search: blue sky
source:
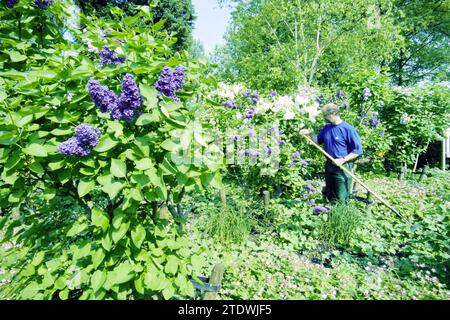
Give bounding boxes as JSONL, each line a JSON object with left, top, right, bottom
{"left": 192, "top": 0, "right": 233, "bottom": 56}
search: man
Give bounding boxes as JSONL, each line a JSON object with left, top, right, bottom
{"left": 300, "top": 103, "right": 363, "bottom": 204}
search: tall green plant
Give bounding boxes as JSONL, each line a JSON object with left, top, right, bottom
{"left": 0, "top": 2, "right": 222, "bottom": 299}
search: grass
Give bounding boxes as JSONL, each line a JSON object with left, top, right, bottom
{"left": 200, "top": 203, "right": 255, "bottom": 245}
{"left": 318, "top": 202, "right": 364, "bottom": 248}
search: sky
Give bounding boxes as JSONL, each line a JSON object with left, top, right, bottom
{"left": 191, "top": 0, "right": 233, "bottom": 56}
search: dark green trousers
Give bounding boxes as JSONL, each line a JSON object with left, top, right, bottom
{"left": 324, "top": 161, "right": 353, "bottom": 204}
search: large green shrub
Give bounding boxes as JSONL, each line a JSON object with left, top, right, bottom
{"left": 0, "top": 1, "right": 222, "bottom": 299}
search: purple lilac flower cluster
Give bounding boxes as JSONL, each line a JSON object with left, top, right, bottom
{"left": 370, "top": 112, "right": 379, "bottom": 127}
{"left": 362, "top": 88, "right": 372, "bottom": 101}
{"left": 223, "top": 99, "right": 237, "bottom": 110}
{"left": 251, "top": 91, "right": 260, "bottom": 104}
{"left": 291, "top": 151, "right": 301, "bottom": 162}
{"left": 238, "top": 149, "right": 259, "bottom": 157}
{"left": 6, "top": 0, "right": 17, "bottom": 8}
{"left": 304, "top": 185, "right": 316, "bottom": 193}
{"left": 154, "top": 65, "right": 185, "bottom": 102}
{"left": 269, "top": 89, "right": 277, "bottom": 97}
{"left": 313, "top": 206, "right": 330, "bottom": 214}
{"left": 58, "top": 124, "right": 101, "bottom": 157}
{"left": 336, "top": 90, "right": 345, "bottom": 99}
{"left": 248, "top": 128, "right": 255, "bottom": 137}
{"left": 33, "top": 0, "right": 53, "bottom": 9}
{"left": 115, "top": 74, "right": 143, "bottom": 122}
{"left": 99, "top": 46, "right": 124, "bottom": 66}
{"left": 268, "top": 127, "right": 283, "bottom": 135}
{"left": 88, "top": 74, "right": 142, "bottom": 122}
{"left": 88, "top": 78, "right": 118, "bottom": 113}
{"left": 246, "top": 107, "right": 255, "bottom": 119}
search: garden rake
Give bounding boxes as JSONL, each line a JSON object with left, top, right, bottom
{"left": 300, "top": 132, "right": 419, "bottom": 232}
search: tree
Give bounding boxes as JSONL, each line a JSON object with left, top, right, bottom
{"left": 188, "top": 38, "right": 206, "bottom": 60}
{"left": 389, "top": 0, "right": 450, "bottom": 85}
{"left": 213, "top": 0, "right": 403, "bottom": 93}
{"left": 74, "top": 0, "right": 196, "bottom": 52}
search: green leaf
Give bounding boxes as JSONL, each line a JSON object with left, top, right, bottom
{"left": 67, "top": 220, "right": 88, "bottom": 237}
{"left": 160, "top": 139, "right": 179, "bottom": 152}
{"left": 101, "top": 181, "right": 124, "bottom": 199}
{"left": 31, "top": 251, "right": 45, "bottom": 266}
{"left": 28, "top": 162, "right": 44, "bottom": 175}
{"left": 91, "top": 208, "right": 110, "bottom": 232}
{"left": 21, "top": 282, "right": 40, "bottom": 299}
{"left": 110, "top": 261, "right": 135, "bottom": 285}
{"left": 51, "top": 127, "right": 73, "bottom": 136}
{"left": 162, "top": 284, "right": 175, "bottom": 300}
{"left": 129, "top": 188, "right": 144, "bottom": 202}
{"left": 144, "top": 268, "right": 167, "bottom": 291}
{"left": 16, "top": 114, "right": 33, "bottom": 128}
{"left": 131, "top": 225, "right": 146, "bottom": 249}
{"left": 101, "top": 232, "right": 113, "bottom": 251}
{"left": 91, "top": 270, "right": 107, "bottom": 292}
{"left": 92, "top": 249, "right": 106, "bottom": 269}
{"left": 5, "top": 153, "right": 21, "bottom": 171}
{"left": 58, "top": 288, "right": 69, "bottom": 300}
{"left": 23, "top": 143, "right": 48, "bottom": 157}
{"left": 0, "top": 131, "right": 17, "bottom": 145}
{"left": 164, "top": 256, "right": 179, "bottom": 275}
{"left": 78, "top": 179, "right": 95, "bottom": 197}
{"left": 131, "top": 174, "right": 150, "bottom": 187}
{"left": 134, "top": 276, "right": 145, "bottom": 295}
{"left": 136, "top": 113, "right": 155, "bottom": 126}
{"left": 111, "top": 159, "right": 127, "bottom": 178}
{"left": 9, "top": 51, "right": 27, "bottom": 62}
{"left": 48, "top": 160, "right": 65, "bottom": 171}
{"left": 95, "top": 135, "right": 118, "bottom": 153}
{"left": 134, "top": 158, "right": 153, "bottom": 170}
{"left": 112, "top": 221, "right": 130, "bottom": 243}
{"left": 160, "top": 158, "right": 177, "bottom": 175}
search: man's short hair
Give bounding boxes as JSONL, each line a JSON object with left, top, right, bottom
{"left": 322, "top": 103, "right": 340, "bottom": 116}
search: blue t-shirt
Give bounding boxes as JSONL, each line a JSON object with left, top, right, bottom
{"left": 317, "top": 121, "right": 363, "bottom": 159}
